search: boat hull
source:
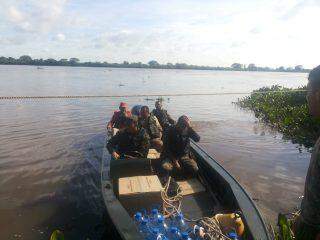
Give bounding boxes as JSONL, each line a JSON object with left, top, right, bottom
{"left": 101, "top": 136, "right": 271, "bottom": 239}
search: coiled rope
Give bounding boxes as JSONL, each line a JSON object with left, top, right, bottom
{"left": 200, "top": 217, "right": 232, "bottom": 240}
{"left": 161, "top": 176, "right": 183, "bottom": 218}
{"left": 160, "top": 177, "right": 232, "bottom": 240}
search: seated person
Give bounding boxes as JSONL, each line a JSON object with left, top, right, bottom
{"left": 139, "top": 106, "right": 163, "bottom": 152}
{"left": 107, "top": 102, "right": 131, "bottom": 131}
{"left": 161, "top": 115, "right": 200, "bottom": 177}
{"left": 131, "top": 105, "right": 143, "bottom": 117}
{"left": 107, "top": 117, "right": 150, "bottom": 159}
{"left": 152, "top": 100, "right": 175, "bottom": 129}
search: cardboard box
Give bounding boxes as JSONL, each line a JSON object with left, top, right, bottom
{"left": 119, "top": 175, "right": 163, "bottom": 214}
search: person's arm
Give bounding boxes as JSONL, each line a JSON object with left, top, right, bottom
{"left": 154, "top": 116, "right": 163, "bottom": 132}
{"left": 161, "top": 127, "right": 171, "bottom": 158}
{"left": 188, "top": 127, "right": 200, "bottom": 142}
{"left": 107, "top": 120, "right": 113, "bottom": 129}
{"left": 166, "top": 111, "right": 176, "bottom": 125}
{"left": 106, "top": 133, "right": 121, "bottom": 159}
{"left": 107, "top": 112, "right": 116, "bottom": 129}
{"left": 149, "top": 117, "right": 161, "bottom": 138}
{"left": 138, "top": 131, "right": 150, "bottom": 158}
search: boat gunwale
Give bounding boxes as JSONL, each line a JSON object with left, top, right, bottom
{"left": 191, "top": 140, "right": 271, "bottom": 239}
{"left": 101, "top": 132, "right": 143, "bottom": 240}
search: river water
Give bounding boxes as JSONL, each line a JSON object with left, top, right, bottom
{"left": 0, "top": 65, "right": 310, "bottom": 239}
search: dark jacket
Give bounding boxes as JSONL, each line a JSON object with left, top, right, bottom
{"left": 301, "top": 136, "right": 320, "bottom": 225}
{"left": 152, "top": 108, "right": 175, "bottom": 128}
{"left": 139, "top": 115, "right": 161, "bottom": 139}
{"left": 109, "top": 110, "right": 131, "bottom": 129}
{"left": 162, "top": 125, "right": 200, "bottom": 159}
{"left": 107, "top": 128, "right": 150, "bottom": 158}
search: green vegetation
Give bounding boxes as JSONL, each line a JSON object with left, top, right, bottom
{"left": 275, "top": 213, "right": 295, "bottom": 240}
{"left": 0, "top": 55, "right": 310, "bottom": 73}
{"left": 50, "top": 230, "right": 64, "bottom": 240}
{"left": 237, "top": 85, "right": 320, "bottom": 148}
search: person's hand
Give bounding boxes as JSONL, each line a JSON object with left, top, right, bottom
{"left": 124, "top": 154, "right": 137, "bottom": 159}
{"left": 112, "top": 152, "right": 120, "bottom": 159}
{"left": 185, "top": 119, "right": 191, "bottom": 129}
{"left": 173, "top": 159, "right": 181, "bottom": 170}
{"left": 107, "top": 124, "right": 112, "bottom": 131}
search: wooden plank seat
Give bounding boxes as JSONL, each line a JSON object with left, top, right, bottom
{"left": 177, "top": 178, "right": 214, "bottom": 219}
{"left": 177, "top": 178, "right": 206, "bottom": 196}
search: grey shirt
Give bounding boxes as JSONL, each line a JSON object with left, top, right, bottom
{"left": 301, "top": 136, "right": 320, "bottom": 226}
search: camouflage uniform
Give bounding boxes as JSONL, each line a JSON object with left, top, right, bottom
{"left": 295, "top": 136, "right": 320, "bottom": 239}
{"left": 161, "top": 125, "right": 200, "bottom": 177}
{"left": 152, "top": 108, "right": 175, "bottom": 129}
{"left": 139, "top": 115, "right": 162, "bottom": 139}
{"left": 106, "top": 128, "right": 150, "bottom": 158}
{"left": 139, "top": 115, "right": 163, "bottom": 151}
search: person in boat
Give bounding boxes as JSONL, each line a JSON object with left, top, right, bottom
{"left": 139, "top": 106, "right": 163, "bottom": 152}
{"left": 131, "top": 104, "right": 143, "bottom": 117}
{"left": 152, "top": 100, "right": 175, "bottom": 129}
{"left": 161, "top": 115, "right": 200, "bottom": 177}
{"left": 107, "top": 102, "right": 131, "bottom": 131}
{"left": 293, "top": 65, "right": 320, "bottom": 240}
{"left": 106, "top": 116, "right": 150, "bottom": 159}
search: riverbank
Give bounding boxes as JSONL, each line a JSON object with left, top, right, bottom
{"left": 0, "top": 56, "right": 310, "bottom": 73}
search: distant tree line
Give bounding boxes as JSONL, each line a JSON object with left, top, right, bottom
{"left": 0, "top": 55, "right": 310, "bottom": 73}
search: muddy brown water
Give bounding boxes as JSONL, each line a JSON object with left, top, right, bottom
{"left": 0, "top": 65, "right": 310, "bottom": 239}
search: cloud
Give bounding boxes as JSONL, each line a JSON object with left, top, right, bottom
{"left": 231, "top": 41, "right": 246, "bottom": 48}
{"left": 0, "top": 0, "right": 319, "bottom": 68}
{"left": 2, "top": 0, "right": 67, "bottom": 33}
{"left": 8, "top": 6, "right": 24, "bottom": 23}
{"left": 280, "top": 0, "right": 308, "bottom": 20}
{"left": 0, "top": 35, "right": 25, "bottom": 45}
{"left": 91, "top": 30, "right": 146, "bottom": 50}
{"left": 33, "top": 0, "right": 67, "bottom": 30}
{"left": 250, "top": 27, "right": 261, "bottom": 34}
{"left": 54, "top": 33, "right": 66, "bottom": 41}
{"left": 279, "top": 0, "right": 320, "bottom": 21}
{"left": 5, "top": 6, "right": 32, "bottom": 32}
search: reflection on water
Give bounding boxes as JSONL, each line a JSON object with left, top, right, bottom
{"left": 0, "top": 65, "right": 307, "bottom": 97}
{"left": 194, "top": 120, "right": 309, "bottom": 222}
{"left": 0, "top": 100, "right": 108, "bottom": 239}
{"left": 0, "top": 66, "right": 311, "bottom": 239}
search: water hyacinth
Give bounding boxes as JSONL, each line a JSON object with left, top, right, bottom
{"left": 236, "top": 85, "right": 320, "bottom": 149}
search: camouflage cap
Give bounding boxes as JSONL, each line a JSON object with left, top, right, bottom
{"left": 177, "top": 115, "right": 189, "bottom": 125}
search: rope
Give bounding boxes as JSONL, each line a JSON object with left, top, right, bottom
{"left": 0, "top": 89, "right": 308, "bottom": 100}
{"left": 161, "top": 176, "right": 183, "bottom": 218}
{"left": 160, "top": 177, "right": 232, "bottom": 240}
{"left": 200, "top": 217, "right": 232, "bottom": 240}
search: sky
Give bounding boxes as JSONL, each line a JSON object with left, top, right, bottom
{"left": 0, "top": 0, "right": 319, "bottom": 68}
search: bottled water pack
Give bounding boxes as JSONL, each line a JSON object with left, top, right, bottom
{"left": 133, "top": 209, "right": 195, "bottom": 240}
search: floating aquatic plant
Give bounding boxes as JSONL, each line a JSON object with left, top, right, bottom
{"left": 237, "top": 85, "right": 320, "bottom": 149}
